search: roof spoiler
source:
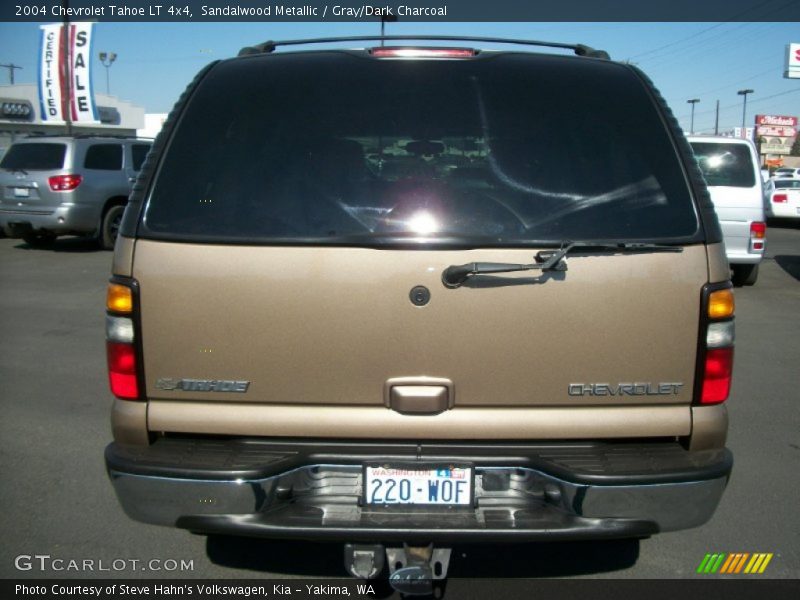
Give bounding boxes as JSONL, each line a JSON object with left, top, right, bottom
{"left": 238, "top": 35, "right": 610, "bottom": 60}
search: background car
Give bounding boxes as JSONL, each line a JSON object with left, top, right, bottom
{"left": 771, "top": 167, "right": 800, "bottom": 179}
{"left": 764, "top": 178, "right": 800, "bottom": 220}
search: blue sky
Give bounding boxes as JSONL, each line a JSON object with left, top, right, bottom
{"left": 0, "top": 20, "right": 798, "bottom": 134}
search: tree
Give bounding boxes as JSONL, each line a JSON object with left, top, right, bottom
{"left": 791, "top": 135, "right": 800, "bottom": 157}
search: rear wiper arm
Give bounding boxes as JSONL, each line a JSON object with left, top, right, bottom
{"left": 441, "top": 241, "right": 683, "bottom": 288}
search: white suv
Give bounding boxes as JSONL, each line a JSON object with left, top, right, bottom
{"left": 688, "top": 136, "right": 766, "bottom": 286}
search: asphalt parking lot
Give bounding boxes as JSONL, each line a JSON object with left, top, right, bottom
{"left": 0, "top": 225, "right": 798, "bottom": 589}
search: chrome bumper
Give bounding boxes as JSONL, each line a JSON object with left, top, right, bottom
{"left": 106, "top": 440, "right": 731, "bottom": 541}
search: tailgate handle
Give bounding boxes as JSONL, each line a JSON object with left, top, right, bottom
{"left": 390, "top": 386, "right": 449, "bottom": 415}
{"left": 384, "top": 377, "right": 454, "bottom": 415}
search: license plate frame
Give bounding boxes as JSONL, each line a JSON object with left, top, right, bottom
{"left": 13, "top": 187, "right": 30, "bottom": 198}
{"left": 362, "top": 463, "right": 474, "bottom": 507}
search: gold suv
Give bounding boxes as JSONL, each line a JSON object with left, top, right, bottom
{"left": 104, "top": 36, "right": 734, "bottom": 587}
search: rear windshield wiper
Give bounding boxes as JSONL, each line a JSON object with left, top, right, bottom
{"left": 441, "top": 241, "right": 684, "bottom": 288}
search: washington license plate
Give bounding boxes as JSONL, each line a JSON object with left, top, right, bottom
{"left": 13, "top": 187, "right": 30, "bottom": 198}
{"left": 364, "top": 465, "right": 472, "bottom": 506}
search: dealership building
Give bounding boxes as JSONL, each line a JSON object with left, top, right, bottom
{"left": 0, "top": 83, "right": 146, "bottom": 157}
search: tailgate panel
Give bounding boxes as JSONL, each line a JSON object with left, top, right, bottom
{"left": 135, "top": 241, "right": 707, "bottom": 408}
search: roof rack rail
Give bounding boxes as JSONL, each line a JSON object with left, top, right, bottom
{"left": 238, "top": 35, "right": 610, "bottom": 60}
{"left": 24, "top": 133, "right": 152, "bottom": 140}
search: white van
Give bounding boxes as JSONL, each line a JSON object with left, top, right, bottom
{"left": 688, "top": 136, "right": 766, "bottom": 286}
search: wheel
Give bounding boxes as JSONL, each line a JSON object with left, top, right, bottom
{"left": 731, "top": 264, "right": 759, "bottom": 287}
{"left": 100, "top": 204, "right": 125, "bottom": 250}
{"left": 22, "top": 232, "right": 56, "bottom": 247}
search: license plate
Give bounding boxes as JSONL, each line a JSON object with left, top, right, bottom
{"left": 13, "top": 187, "right": 30, "bottom": 198}
{"left": 364, "top": 465, "right": 473, "bottom": 506}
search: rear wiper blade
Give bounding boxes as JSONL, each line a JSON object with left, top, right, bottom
{"left": 441, "top": 241, "right": 683, "bottom": 288}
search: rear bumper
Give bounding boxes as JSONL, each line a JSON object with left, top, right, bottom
{"left": 726, "top": 251, "right": 762, "bottom": 265}
{"left": 106, "top": 438, "right": 732, "bottom": 542}
{"left": 0, "top": 203, "right": 98, "bottom": 236}
{"left": 718, "top": 220, "right": 764, "bottom": 264}
{"left": 766, "top": 203, "right": 800, "bottom": 219}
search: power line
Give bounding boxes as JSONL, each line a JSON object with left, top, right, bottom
{"left": 624, "top": 0, "right": 784, "bottom": 61}
{"left": 675, "top": 88, "right": 800, "bottom": 125}
{"left": 639, "top": 22, "right": 782, "bottom": 71}
{"left": 689, "top": 66, "right": 781, "bottom": 98}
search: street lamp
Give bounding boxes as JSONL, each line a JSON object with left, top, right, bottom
{"left": 98, "top": 51, "right": 117, "bottom": 95}
{"left": 378, "top": 11, "right": 398, "bottom": 45}
{"left": 737, "top": 89, "right": 754, "bottom": 136}
{"left": 687, "top": 99, "right": 700, "bottom": 134}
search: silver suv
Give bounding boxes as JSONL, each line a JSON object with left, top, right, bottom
{"left": 0, "top": 135, "right": 152, "bottom": 249}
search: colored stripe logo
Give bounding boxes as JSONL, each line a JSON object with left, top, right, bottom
{"left": 697, "top": 553, "right": 773, "bottom": 574}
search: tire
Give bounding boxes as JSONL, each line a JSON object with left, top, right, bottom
{"left": 100, "top": 204, "right": 125, "bottom": 250}
{"left": 731, "top": 264, "right": 759, "bottom": 287}
{"left": 22, "top": 232, "right": 56, "bottom": 247}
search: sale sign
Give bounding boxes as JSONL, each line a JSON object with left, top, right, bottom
{"left": 38, "top": 22, "right": 98, "bottom": 124}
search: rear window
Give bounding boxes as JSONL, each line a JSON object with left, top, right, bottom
{"left": 84, "top": 144, "right": 123, "bottom": 170}
{"left": 0, "top": 143, "right": 66, "bottom": 170}
{"left": 775, "top": 179, "right": 800, "bottom": 189}
{"left": 131, "top": 144, "right": 151, "bottom": 171}
{"left": 143, "top": 53, "right": 699, "bottom": 245}
{"left": 690, "top": 142, "right": 756, "bottom": 188}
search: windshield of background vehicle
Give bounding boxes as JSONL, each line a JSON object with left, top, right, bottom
{"left": 0, "top": 143, "right": 66, "bottom": 170}
{"left": 142, "top": 52, "right": 700, "bottom": 245}
{"left": 690, "top": 142, "right": 756, "bottom": 188}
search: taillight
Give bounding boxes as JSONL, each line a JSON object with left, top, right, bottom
{"left": 106, "top": 278, "right": 142, "bottom": 401}
{"left": 371, "top": 47, "right": 476, "bottom": 59}
{"left": 702, "top": 348, "right": 734, "bottom": 404}
{"left": 107, "top": 342, "right": 138, "bottom": 399}
{"left": 772, "top": 194, "right": 788, "bottom": 203}
{"left": 48, "top": 174, "right": 82, "bottom": 191}
{"left": 696, "top": 284, "right": 735, "bottom": 405}
{"left": 749, "top": 221, "right": 766, "bottom": 253}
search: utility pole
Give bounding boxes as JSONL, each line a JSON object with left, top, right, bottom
{"left": 687, "top": 98, "right": 700, "bottom": 134}
{"left": 714, "top": 100, "right": 719, "bottom": 135}
{"left": 0, "top": 63, "right": 22, "bottom": 84}
{"left": 61, "top": 0, "right": 73, "bottom": 135}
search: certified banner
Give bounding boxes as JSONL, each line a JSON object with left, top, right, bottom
{"left": 38, "top": 23, "right": 65, "bottom": 122}
{"left": 38, "top": 22, "right": 98, "bottom": 124}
